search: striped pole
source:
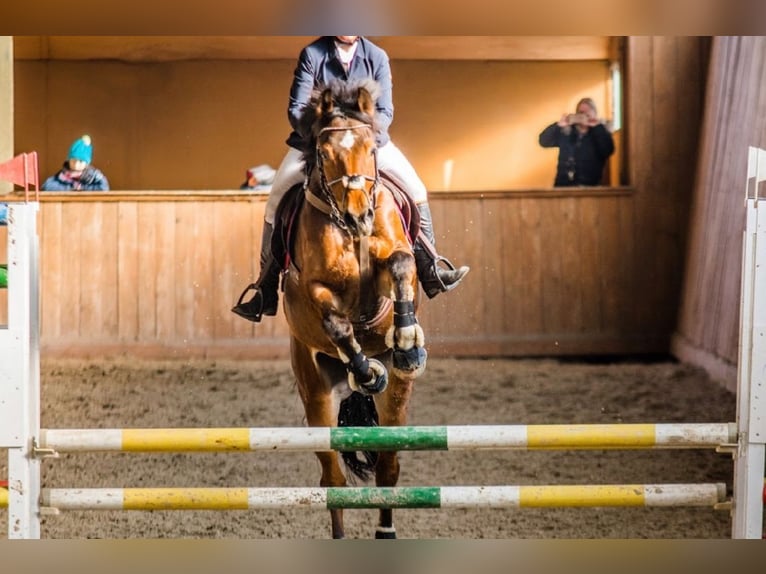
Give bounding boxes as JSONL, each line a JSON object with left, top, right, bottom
{"left": 38, "top": 423, "right": 736, "bottom": 453}
{"left": 20, "top": 484, "right": 725, "bottom": 511}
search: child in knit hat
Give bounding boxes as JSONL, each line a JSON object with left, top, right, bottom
{"left": 41, "top": 134, "right": 110, "bottom": 191}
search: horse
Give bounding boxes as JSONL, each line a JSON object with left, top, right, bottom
{"left": 280, "top": 79, "right": 428, "bottom": 539}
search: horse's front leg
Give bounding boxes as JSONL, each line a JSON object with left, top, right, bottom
{"left": 312, "top": 285, "right": 388, "bottom": 395}
{"left": 290, "top": 337, "right": 348, "bottom": 539}
{"left": 384, "top": 250, "right": 427, "bottom": 377}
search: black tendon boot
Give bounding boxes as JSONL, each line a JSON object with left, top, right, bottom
{"left": 231, "top": 222, "right": 281, "bottom": 322}
{"left": 414, "top": 203, "right": 470, "bottom": 299}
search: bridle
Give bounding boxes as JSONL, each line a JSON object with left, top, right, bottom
{"left": 309, "top": 121, "right": 380, "bottom": 232}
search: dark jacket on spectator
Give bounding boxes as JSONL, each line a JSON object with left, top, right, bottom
{"left": 539, "top": 123, "right": 615, "bottom": 186}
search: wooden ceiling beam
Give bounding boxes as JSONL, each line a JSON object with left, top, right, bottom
{"left": 13, "top": 36, "right": 612, "bottom": 62}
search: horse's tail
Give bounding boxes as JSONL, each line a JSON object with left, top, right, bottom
{"left": 338, "top": 391, "right": 379, "bottom": 482}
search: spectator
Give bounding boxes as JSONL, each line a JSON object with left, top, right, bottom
{"left": 41, "top": 135, "right": 109, "bottom": 191}
{"left": 538, "top": 98, "right": 615, "bottom": 187}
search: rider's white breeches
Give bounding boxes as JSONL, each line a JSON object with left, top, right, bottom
{"left": 264, "top": 141, "right": 428, "bottom": 224}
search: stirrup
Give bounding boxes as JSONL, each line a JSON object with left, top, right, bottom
{"left": 231, "top": 283, "right": 274, "bottom": 323}
{"left": 419, "top": 256, "right": 470, "bottom": 299}
{"left": 433, "top": 256, "right": 470, "bottom": 291}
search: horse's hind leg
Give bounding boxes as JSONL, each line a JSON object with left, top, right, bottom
{"left": 291, "top": 338, "right": 348, "bottom": 539}
{"left": 372, "top": 372, "right": 415, "bottom": 539}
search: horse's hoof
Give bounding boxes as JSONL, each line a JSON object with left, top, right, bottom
{"left": 393, "top": 346, "right": 427, "bottom": 373}
{"left": 358, "top": 358, "right": 388, "bottom": 394}
{"left": 375, "top": 528, "right": 397, "bottom": 539}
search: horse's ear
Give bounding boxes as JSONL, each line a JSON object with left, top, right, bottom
{"left": 357, "top": 87, "right": 375, "bottom": 117}
{"left": 320, "top": 88, "right": 335, "bottom": 115}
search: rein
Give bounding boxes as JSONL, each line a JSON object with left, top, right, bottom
{"left": 311, "top": 122, "right": 380, "bottom": 231}
{"left": 309, "top": 121, "right": 383, "bottom": 325}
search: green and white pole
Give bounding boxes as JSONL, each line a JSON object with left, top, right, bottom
{"left": 38, "top": 423, "right": 736, "bottom": 453}
{"left": 13, "top": 484, "right": 725, "bottom": 512}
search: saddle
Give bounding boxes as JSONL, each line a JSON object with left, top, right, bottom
{"left": 272, "top": 170, "right": 422, "bottom": 273}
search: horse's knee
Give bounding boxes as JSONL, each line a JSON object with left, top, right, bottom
{"left": 323, "top": 311, "right": 353, "bottom": 343}
{"left": 387, "top": 251, "right": 417, "bottom": 299}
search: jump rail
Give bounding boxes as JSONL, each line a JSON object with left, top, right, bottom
{"left": 0, "top": 484, "right": 727, "bottom": 511}
{"left": 38, "top": 423, "right": 737, "bottom": 453}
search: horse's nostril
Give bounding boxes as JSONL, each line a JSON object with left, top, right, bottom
{"left": 344, "top": 210, "right": 375, "bottom": 238}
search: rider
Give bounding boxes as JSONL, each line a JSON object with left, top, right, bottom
{"left": 232, "top": 36, "right": 470, "bottom": 322}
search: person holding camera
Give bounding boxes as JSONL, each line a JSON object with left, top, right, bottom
{"left": 41, "top": 134, "right": 110, "bottom": 191}
{"left": 538, "top": 97, "right": 615, "bottom": 187}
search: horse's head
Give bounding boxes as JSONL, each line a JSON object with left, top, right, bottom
{"left": 302, "top": 80, "right": 380, "bottom": 237}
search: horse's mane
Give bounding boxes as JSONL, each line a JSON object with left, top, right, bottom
{"left": 298, "top": 78, "right": 381, "bottom": 169}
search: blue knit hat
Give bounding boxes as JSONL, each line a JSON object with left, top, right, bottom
{"left": 68, "top": 135, "right": 93, "bottom": 164}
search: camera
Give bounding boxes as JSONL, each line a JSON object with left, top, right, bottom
{"left": 567, "top": 113, "right": 588, "bottom": 125}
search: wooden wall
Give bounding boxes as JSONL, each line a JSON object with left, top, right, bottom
{"left": 624, "top": 36, "right": 710, "bottom": 349}
{"left": 1, "top": 37, "right": 714, "bottom": 361}
{"left": 13, "top": 58, "right": 613, "bottom": 192}
{"left": 8, "top": 188, "right": 647, "bottom": 360}
{"left": 672, "top": 37, "right": 766, "bottom": 391}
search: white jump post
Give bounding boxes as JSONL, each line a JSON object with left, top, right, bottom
{"left": 732, "top": 146, "right": 766, "bottom": 539}
{"left": 0, "top": 202, "right": 41, "bottom": 539}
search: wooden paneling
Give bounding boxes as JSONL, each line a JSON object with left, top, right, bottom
{"left": 18, "top": 188, "right": 673, "bottom": 359}
{"left": 625, "top": 36, "right": 709, "bottom": 347}
{"left": 673, "top": 37, "right": 766, "bottom": 391}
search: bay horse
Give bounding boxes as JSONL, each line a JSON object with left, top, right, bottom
{"left": 281, "top": 79, "right": 427, "bottom": 539}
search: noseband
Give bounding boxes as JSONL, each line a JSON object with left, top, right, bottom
{"left": 311, "top": 122, "right": 380, "bottom": 231}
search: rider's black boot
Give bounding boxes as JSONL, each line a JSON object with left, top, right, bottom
{"left": 413, "top": 202, "right": 470, "bottom": 299}
{"left": 231, "top": 222, "right": 281, "bottom": 322}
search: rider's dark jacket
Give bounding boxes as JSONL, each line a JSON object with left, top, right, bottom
{"left": 286, "top": 36, "right": 393, "bottom": 150}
